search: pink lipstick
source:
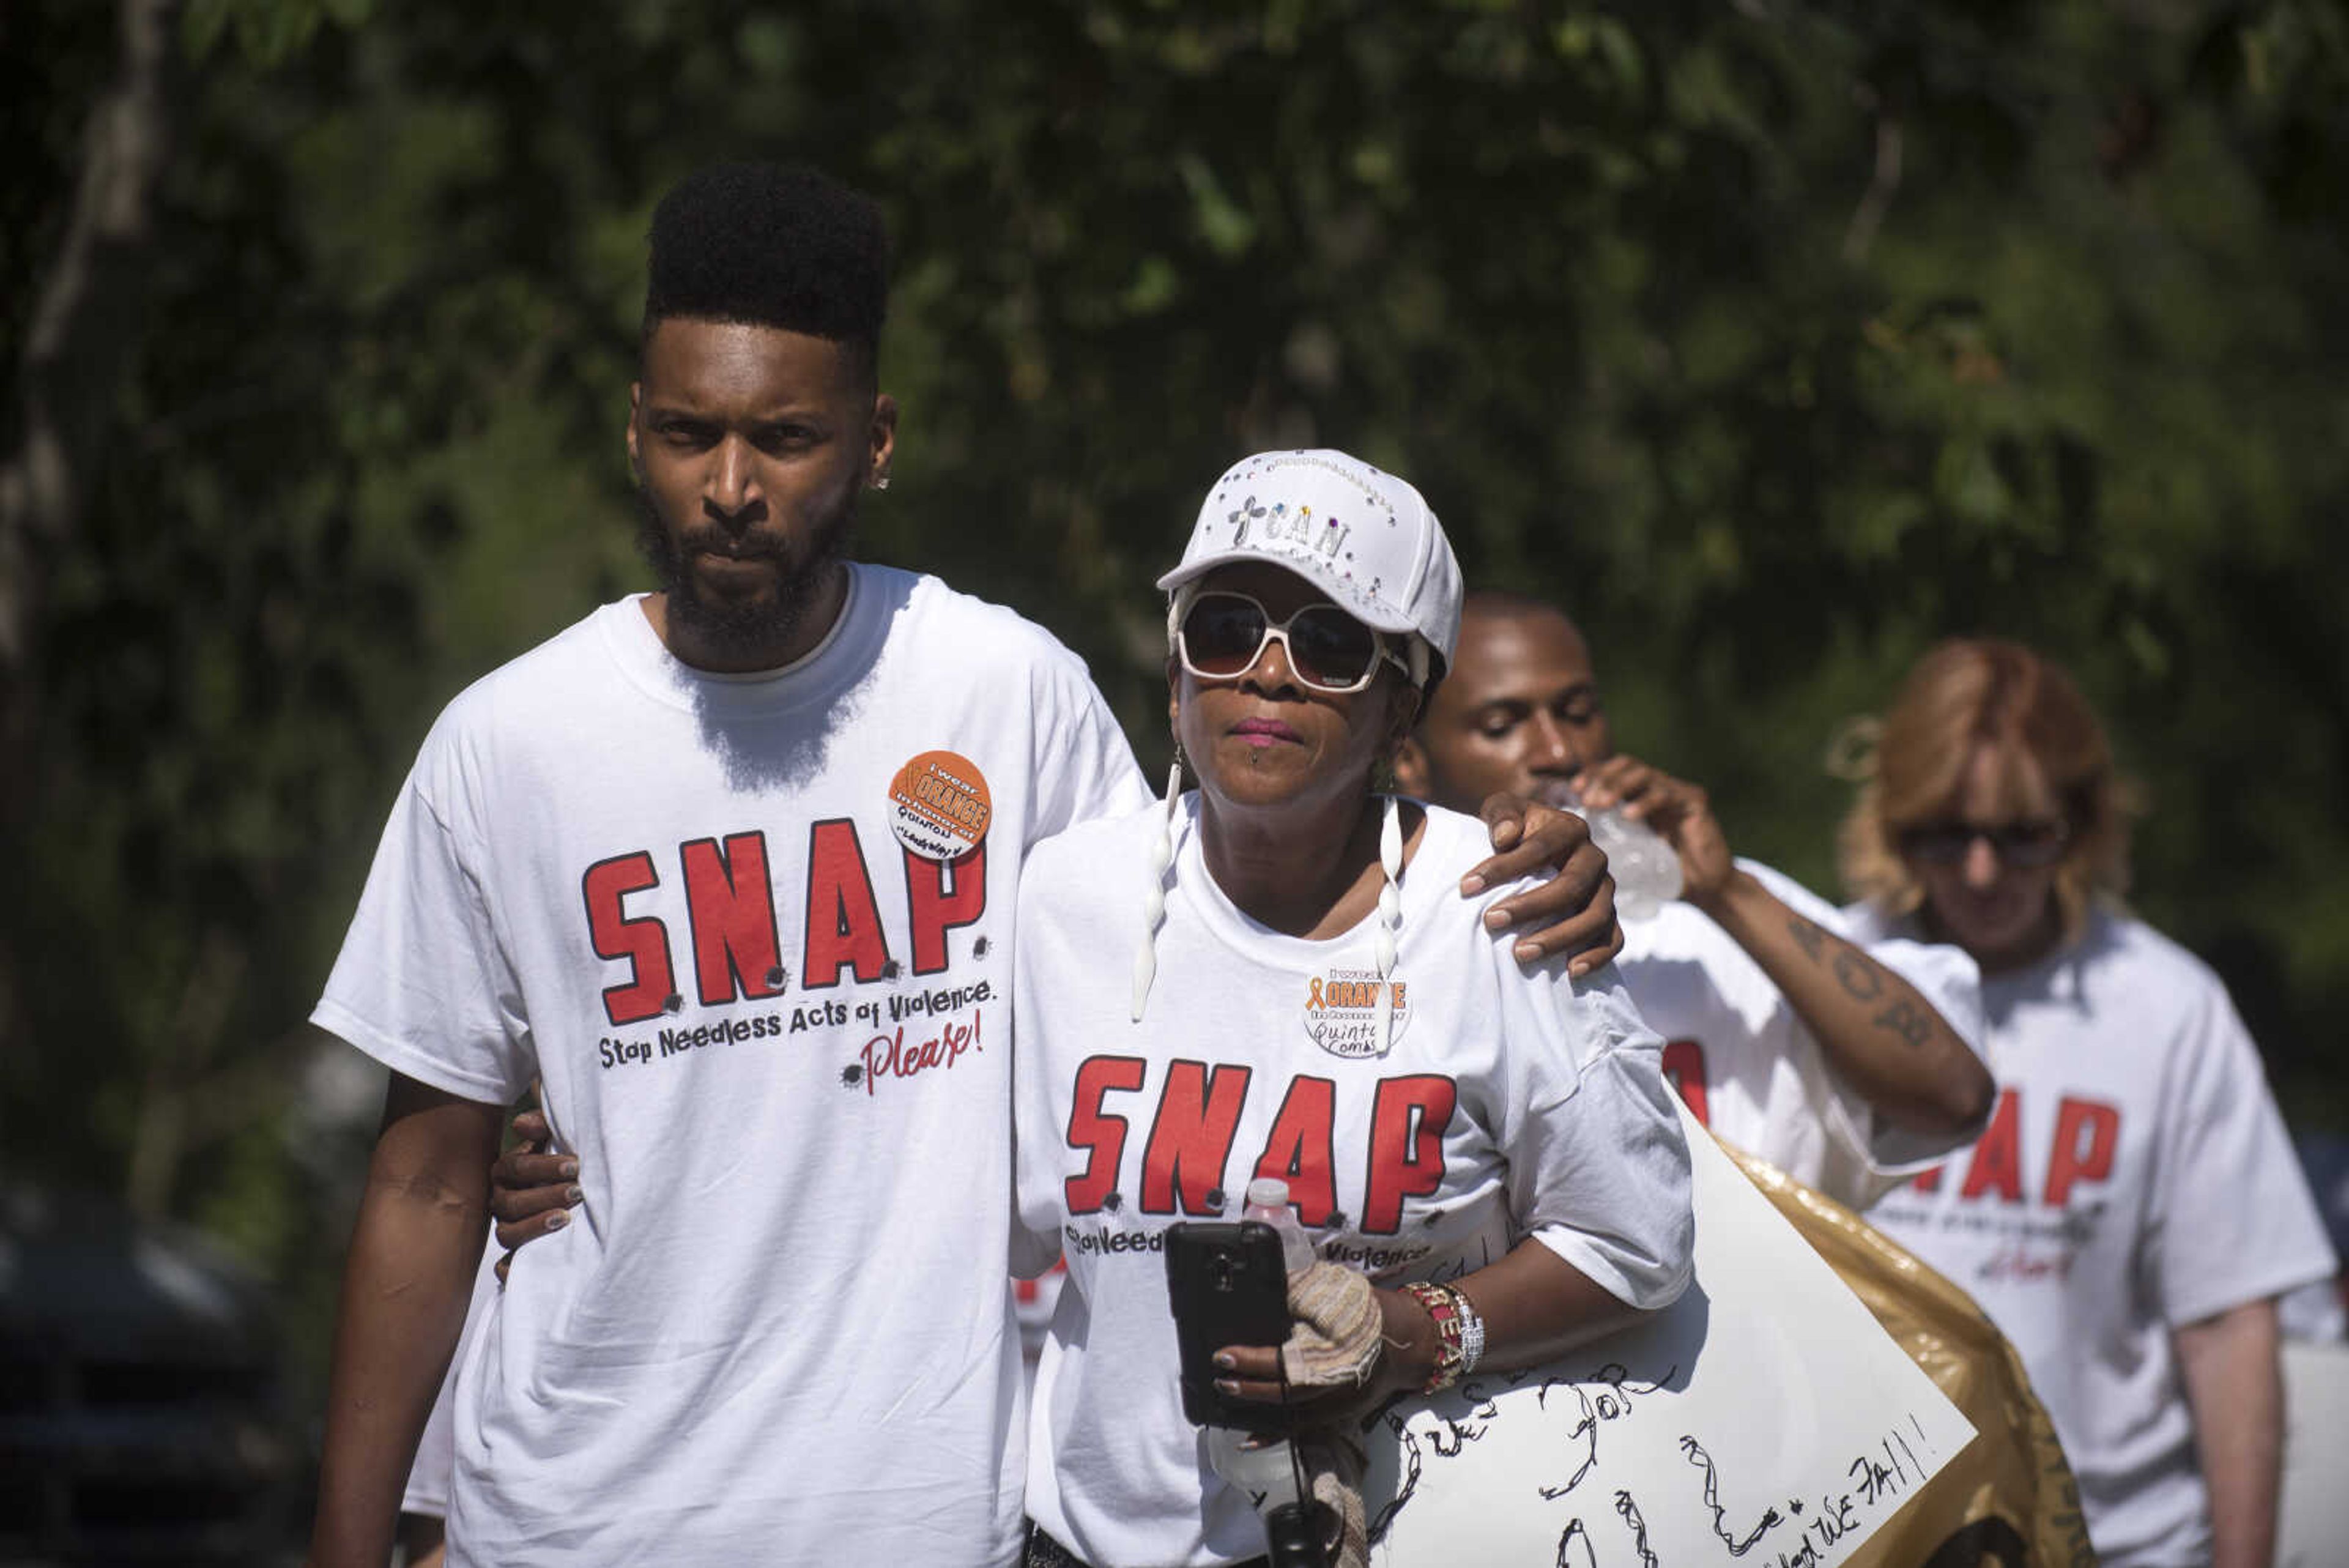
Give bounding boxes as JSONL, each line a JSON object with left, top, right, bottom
{"left": 1230, "top": 717, "right": 1301, "bottom": 748}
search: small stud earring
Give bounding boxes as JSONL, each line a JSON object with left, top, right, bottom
{"left": 872, "top": 473, "right": 892, "bottom": 491}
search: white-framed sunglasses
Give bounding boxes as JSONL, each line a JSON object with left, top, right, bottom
{"left": 1173, "top": 590, "right": 1409, "bottom": 695}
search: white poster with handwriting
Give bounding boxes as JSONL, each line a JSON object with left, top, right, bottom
{"left": 1364, "top": 1100, "right": 1976, "bottom": 1567}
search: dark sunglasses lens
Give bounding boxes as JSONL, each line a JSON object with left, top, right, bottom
{"left": 1181, "top": 597, "right": 1269, "bottom": 675}
{"left": 1995, "top": 823, "right": 2068, "bottom": 867}
{"left": 1901, "top": 826, "right": 1973, "bottom": 864}
{"left": 1901, "top": 821, "right": 2067, "bottom": 867}
{"left": 1286, "top": 608, "right": 1380, "bottom": 688}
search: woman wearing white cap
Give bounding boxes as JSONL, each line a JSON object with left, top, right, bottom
{"left": 1011, "top": 450, "right": 1694, "bottom": 1568}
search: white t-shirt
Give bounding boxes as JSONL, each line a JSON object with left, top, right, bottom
{"left": 1012, "top": 799, "right": 1694, "bottom": 1568}
{"left": 1618, "top": 858, "right": 1987, "bottom": 1211}
{"left": 1847, "top": 905, "right": 2339, "bottom": 1568}
{"left": 314, "top": 565, "right": 1148, "bottom": 1568}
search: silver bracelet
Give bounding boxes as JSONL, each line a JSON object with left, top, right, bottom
{"left": 1454, "top": 1289, "right": 1486, "bottom": 1375}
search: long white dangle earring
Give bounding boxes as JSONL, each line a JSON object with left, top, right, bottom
{"left": 1131, "top": 754, "right": 1185, "bottom": 1021}
{"left": 1375, "top": 792, "right": 1403, "bottom": 1054}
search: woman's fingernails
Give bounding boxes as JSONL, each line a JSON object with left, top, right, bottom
{"left": 1484, "top": 908, "right": 1509, "bottom": 930}
{"left": 1214, "top": 1353, "right": 1236, "bottom": 1369}
{"left": 1514, "top": 941, "right": 1542, "bottom": 962}
{"left": 1459, "top": 873, "right": 1486, "bottom": 896}
{"left": 545, "top": 1210, "right": 569, "bottom": 1230}
{"left": 1215, "top": 1378, "right": 1239, "bottom": 1395}
{"left": 558, "top": 1158, "right": 580, "bottom": 1178}
{"left": 564, "top": 1185, "right": 584, "bottom": 1204}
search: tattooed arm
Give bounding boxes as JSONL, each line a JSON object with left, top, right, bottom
{"left": 1702, "top": 882, "right": 1995, "bottom": 1135}
{"left": 1577, "top": 756, "right": 1996, "bottom": 1137}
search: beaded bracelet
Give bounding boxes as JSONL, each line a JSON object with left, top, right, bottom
{"left": 1456, "top": 1289, "right": 1486, "bottom": 1374}
{"left": 1399, "top": 1280, "right": 1485, "bottom": 1394}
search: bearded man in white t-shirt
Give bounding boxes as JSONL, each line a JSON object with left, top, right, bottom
{"left": 1393, "top": 590, "right": 1997, "bottom": 1209}
{"left": 308, "top": 166, "right": 1622, "bottom": 1568}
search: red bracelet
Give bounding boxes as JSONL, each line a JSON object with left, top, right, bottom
{"left": 1400, "top": 1280, "right": 1471, "bottom": 1394}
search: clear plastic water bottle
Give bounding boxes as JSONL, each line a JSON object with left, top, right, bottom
{"left": 1551, "top": 784, "right": 1683, "bottom": 923}
{"left": 1242, "top": 1178, "right": 1316, "bottom": 1273}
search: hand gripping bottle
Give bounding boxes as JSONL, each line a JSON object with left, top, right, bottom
{"left": 1553, "top": 784, "right": 1683, "bottom": 923}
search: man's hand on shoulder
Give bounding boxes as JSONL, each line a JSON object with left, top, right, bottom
{"left": 1463, "top": 792, "right": 1623, "bottom": 978}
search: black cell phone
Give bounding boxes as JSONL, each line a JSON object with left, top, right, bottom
{"left": 1164, "top": 1221, "right": 1293, "bottom": 1433}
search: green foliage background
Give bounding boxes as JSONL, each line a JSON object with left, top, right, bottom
{"left": 6, "top": 0, "right": 2345, "bottom": 1383}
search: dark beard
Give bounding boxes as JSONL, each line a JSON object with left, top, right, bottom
{"left": 633, "top": 477, "right": 860, "bottom": 666}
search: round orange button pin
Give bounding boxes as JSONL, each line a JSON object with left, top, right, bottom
{"left": 888, "top": 750, "right": 992, "bottom": 861}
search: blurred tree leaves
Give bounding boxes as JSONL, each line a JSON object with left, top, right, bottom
{"left": 4, "top": 0, "right": 2345, "bottom": 1332}
{"left": 184, "top": 0, "right": 373, "bottom": 69}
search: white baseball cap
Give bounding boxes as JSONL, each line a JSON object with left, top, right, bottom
{"left": 1156, "top": 449, "right": 1464, "bottom": 680}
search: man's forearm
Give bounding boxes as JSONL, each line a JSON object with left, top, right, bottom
{"left": 311, "top": 1087, "right": 502, "bottom": 1567}
{"left": 2177, "top": 1299, "right": 2284, "bottom": 1568}
{"left": 1697, "top": 870, "right": 1994, "bottom": 1136}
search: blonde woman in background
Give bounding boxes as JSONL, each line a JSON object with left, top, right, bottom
{"left": 1839, "top": 638, "right": 2336, "bottom": 1568}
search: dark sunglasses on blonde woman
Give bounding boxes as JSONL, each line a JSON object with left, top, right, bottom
{"left": 1898, "top": 818, "right": 2070, "bottom": 869}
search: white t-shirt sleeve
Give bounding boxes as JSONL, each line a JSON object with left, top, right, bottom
{"left": 1008, "top": 1098, "right": 1064, "bottom": 1281}
{"left": 1025, "top": 653, "right": 1151, "bottom": 844}
{"left": 2149, "top": 980, "right": 2339, "bottom": 1328}
{"left": 1009, "top": 827, "right": 1097, "bottom": 1280}
{"left": 1490, "top": 953, "right": 1694, "bottom": 1311}
{"left": 311, "top": 738, "right": 532, "bottom": 1106}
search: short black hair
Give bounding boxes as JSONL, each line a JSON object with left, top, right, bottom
{"left": 642, "top": 162, "right": 888, "bottom": 377}
{"left": 1460, "top": 587, "right": 1572, "bottom": 626}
